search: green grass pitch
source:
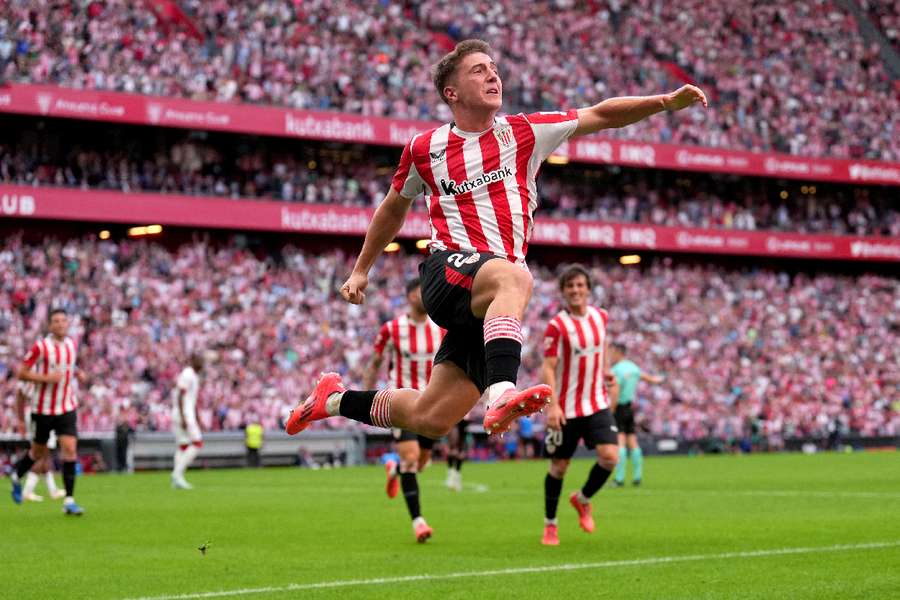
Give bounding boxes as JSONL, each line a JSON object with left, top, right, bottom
{"left": 4, "top": 451, "right": 900, "bottom": 599}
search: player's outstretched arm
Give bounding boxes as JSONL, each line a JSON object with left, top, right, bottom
{"left": 341, "top": 188, "right": 414, "bottom": 305}
{"left": 572, "top": 84, "right": 707, "bottom": 138}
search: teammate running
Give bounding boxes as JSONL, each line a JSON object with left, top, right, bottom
{"left": 363, "top": 279, "right": 444, "bottom": 542}
{"left": 539, "top": 265, "right": 618, "bottom": 545}
{"left": 171, "top": 353, "right": 204, "bottom": 490}
{"left": 609, "top": 342, "right": 664, "bottom": 487}
{"left": 10, "top": 308, "right": 85, "bottom": 515}
{"left": 286, "top": 39, "right": 706, "bottom": 453}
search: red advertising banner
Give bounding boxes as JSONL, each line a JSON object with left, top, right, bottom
{"left": 1, "top": 84, "right": 898, "bottom": 185}
{"left": 3, "top": 185, "right": 898, "bottom": 262}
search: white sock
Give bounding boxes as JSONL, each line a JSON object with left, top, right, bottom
{"left": 412, "top": 516, "right": 426, "bottom": 529}
{"left": 325, "top": 392, "right": 344, "bottom": 416}
{"left": 181, "top": 445, "right": 199, "bottom": 474}
{"left": 23, "top": 472, "right": 39, "bottom": 496}
{"left": 64, "top": 496, "right": 74, "bottom": 505}
{"left": 576, "top": 490, "right": 590, "bottom": 505}
{"left": 172, "top": 449, "right": 185, "bottom": 478}
{"left": 544, "top": 517, "right": 558, "bottom": 526}
{"left": 44, "top": 472, "right": 59, "bottom": 495}
{"left": 486, "top": 381, "right": 515, "bottom": 408}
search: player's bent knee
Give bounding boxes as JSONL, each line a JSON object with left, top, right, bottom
{"left": 417, "top": 453, "right": 431, "bottom": 472}
{"left": 598, "top": 447, "right": 619, "bottom": 467}
{"left": 492, "top": 264, "right": 533, "bottom": 298}
{"left": 418, "top": 421, "right": 453, "bottom": 439}
{"left": 550, "top": 459, "right": 570, "bottom": 478}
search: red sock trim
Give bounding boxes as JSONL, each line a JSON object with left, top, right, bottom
{"left": 484, "top": 316, "right": 523, "bottom": 344}
{"left": 370, "top": 390, "right": 394, "bottom": 429}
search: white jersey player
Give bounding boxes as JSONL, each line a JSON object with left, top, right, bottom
{"left": 171, "top": 353, "right": 204, "bottom": 490}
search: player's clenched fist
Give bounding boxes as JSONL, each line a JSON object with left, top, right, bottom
{"left": 340, "top": 271, "right": 369, "bottom": 304}
{"left": 663, "top": 84, "right": 708, "bottom": 111}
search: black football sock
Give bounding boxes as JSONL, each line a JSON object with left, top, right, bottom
{"left": 455, "top": 456, "right": 464, "bottom": 472}
{"left": 545, "top": 473, "right": 563, "bottom": 520}
{"left": 62, "top": 461, "right": 77, "bottom": 497}
{"left": 446, "top": 453, "right": 455, "bottom": 468}
{"left": 581, "top": 462, "right": 612, "bottom": 499}
{"left": 484, "top": 317, "right": 523, "bottom": 387}
{"left": 400, "top": 472, "right": 421, "bottom": 520}
{"left": 14, "top": 452, "right": 36, "bottom": 480}
{"left": 338, "top": 390, "right": 393, "bottom": 428}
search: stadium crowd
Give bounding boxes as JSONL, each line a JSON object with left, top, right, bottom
{"left": 2, "top": 131, "right": 898, "bottom": 238}
{"left": 1, "top": 0, "right": 898, "bottom": 160}
{"left": 861, "top": 0, "right": 900, "bottom": 53}
{"left": 1, "top": 235, "right": 897, "bottom": 446}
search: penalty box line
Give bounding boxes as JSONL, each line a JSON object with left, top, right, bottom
{"left": 124, "top": 540, "right": 900, "bottom": 600}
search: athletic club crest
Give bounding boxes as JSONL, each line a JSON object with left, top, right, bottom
{"left": 147, "top": 103, "right": 163, "bottom": 124}
{"left": 494, "top": 124, "right": 513, "bottom": 147}
{"left": 36, "top": 93, "right": 53, "bottom": 115}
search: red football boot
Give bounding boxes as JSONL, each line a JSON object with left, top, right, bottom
{"left": 569, "top": 492, "right": 595, "bottom": 533}
{"left": 285, "top": 372, "right": 345, "bottom": 435}
{"left": 413, "top": 518, "right": 433, "bottom": 543}
{"left": 541, "top": 523, "right": 560, "bottom": 546}
{"left": 385, "top": 459, "right": 399, "bottom": 499}
{"left": 483, "top": 384, "right": 552, "bottom": 435}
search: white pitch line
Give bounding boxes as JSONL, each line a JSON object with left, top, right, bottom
{"left": 464, "top": 482, "right": 490, "bottom": 493}
{"left": 641, "top": 489, "right": 900, "bottom": 500}
{"left": 122, "top": 540, "right": 900, "bottom": 600}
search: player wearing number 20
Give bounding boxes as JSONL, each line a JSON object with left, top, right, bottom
{"left": 539, "top": 265, "right": 620, "bottom": 546}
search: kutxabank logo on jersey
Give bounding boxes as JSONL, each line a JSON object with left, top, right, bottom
{"left": 439, "top": 166, "right": 512, "bottom": 196}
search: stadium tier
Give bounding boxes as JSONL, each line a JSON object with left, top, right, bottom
{"left": 1, "top": 115, "right": 899, "bottom": 238}
{"left": 1, "top": 234, "right": 897, "bottom": 444}
{"left": 1, "top": 0, "right": 898, "bottom": 161}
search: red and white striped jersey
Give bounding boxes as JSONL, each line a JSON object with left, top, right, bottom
{"left": 21, "top": 335, "right": 79, "bottom": 415}
{"left": 391, "top": 111, "right": 579, "bottom": 265}
{"left": 373, "top": 314, "right": 445, "bottom": 391}
{"left": 543, "top": 306, "right": 610, "bottom": 419}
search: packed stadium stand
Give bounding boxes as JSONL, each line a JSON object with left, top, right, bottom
{"left": 1, "top": 117, "right": 898, "bottom": 237}
{"left": 1, "top": 0, "right": 898, "bottom": 159}
{"left": 0, "top": 0, "right": 898, "bottom": 456}
{"left": 0, "top": 235, "right": 897, "bottom": 446}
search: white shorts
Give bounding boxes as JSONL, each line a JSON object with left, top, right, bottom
{"left": 173, "top": 419, "right": 202, "bottom": 447}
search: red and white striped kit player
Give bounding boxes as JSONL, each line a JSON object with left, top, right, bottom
{"left": 543, "top": 306, "right": 610, "bottom": 419}
{"left": 21, "top": 335, "right": 79, "bottom": 415}
{"left": 391, "top": 111, "right": 579, "bottom": 265}
{"left": 373, "top": 315, "right": 446, "bottom": 392}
